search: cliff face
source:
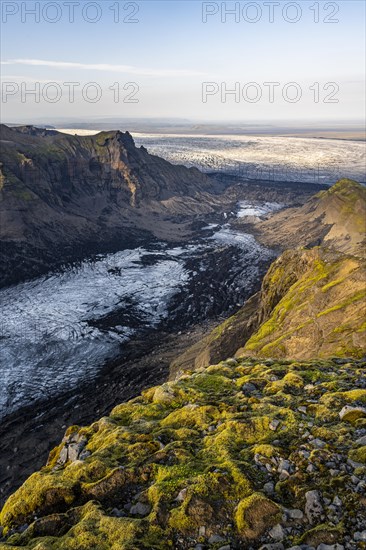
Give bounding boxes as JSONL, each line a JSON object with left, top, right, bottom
{"left": 0, "top": 125, "right": 222, "bottom": 287}
{"left": 235, "top": 180, "right": 366, "bottom": 360}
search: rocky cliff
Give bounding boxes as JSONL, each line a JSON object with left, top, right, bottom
{"left": 0, "top": 125, "right": 224, "bottom": 287}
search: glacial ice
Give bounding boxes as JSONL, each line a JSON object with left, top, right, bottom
{"left": 134, "top": 134, "right": 365, "bottom": 184}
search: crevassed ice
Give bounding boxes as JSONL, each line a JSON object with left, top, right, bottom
{"left": 237, "top": 201, "right": 284, "bottom": 218}
{"left": 134, "top": 134, "right": 366, "bottom": 184}
{"left": 0, "top": 208, "right": 275, "bottom": 419}
{"left": 0, "top": 247, "right": 190, "bottom": 419}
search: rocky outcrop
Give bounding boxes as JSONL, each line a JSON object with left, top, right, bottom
{"left": 1, "top": 357, "right": 365, "bottom": 549}
{"left": 0, "top": 125, "right": 225, "bottom": 287}
{"left": 237, "top": 246, "right": 366, "bottom": 360}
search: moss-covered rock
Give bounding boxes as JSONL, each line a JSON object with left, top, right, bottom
{"left": 1, "top": 358, "right": 365, "bottom": 549}
{"left": 235, "top": 493, "right": 281, "bottom": 539}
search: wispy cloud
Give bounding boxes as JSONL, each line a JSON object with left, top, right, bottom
{"left": 1, "top": 74, "right": 63, "bottom": 84}
{"left": 1, "top": 59, "right": 206, "bottom": 77}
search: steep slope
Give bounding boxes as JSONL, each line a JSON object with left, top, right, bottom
{"left": 0, "top": 125, "right": 224, "bottom": 287}
{"left": 171, "top": 179, "right": 366, "bottom": 374}
{"left": 1, "top": 357, "right": 365, "bottom": 549}
{"left": 237, "top": 246, "right": 365, "bottom": 359}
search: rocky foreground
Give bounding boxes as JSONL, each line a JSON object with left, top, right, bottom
{"left": 0, "top": 357, "right": 365, "bottom": 549}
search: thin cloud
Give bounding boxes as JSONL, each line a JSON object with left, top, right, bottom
{"left": 1, "top": 75, "right": 63, "bottom": 84}
{"left": 1, "top": 59, "right": 206, "bottom": 77}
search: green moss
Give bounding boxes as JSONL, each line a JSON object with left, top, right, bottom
{"left": 299, "top": 522, "right": 344, "bottom": 546}
{"left": 1, "top": 358, "right": 365, "bottom": 548}
{"left": 235, "top": 493, "right": 281, "bottom": 539}
{"left": 251, "top": 444, "right": 279, "bottom": 458}
{"left": 349, "top": 446, "right": 366, "bottom": 464}
{"left": 317, "top": 289, "right": 366, "bottom": 318}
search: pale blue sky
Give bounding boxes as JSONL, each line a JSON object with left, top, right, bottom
{"left": 1, "top": 1, "right": 365, "bottom": 122}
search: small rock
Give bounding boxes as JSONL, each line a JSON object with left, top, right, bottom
{"left": 305, "top": 490, "right": 323, "bottom": 524}
{"left": 268, "top": 524, "right": 285, "bottom": 541}
{"left": 208, "top": 535, "right": 226, "bottom": 544}
{"left": 57, "top": 446, "right": 68, "bottom": 465}
{"left": 354, "top": 531, "right": 366, "bottom": 541}
{"left": 129, "top": 503, "right": 151, "bottom": 516}
{"left": 298, "top": 406, "right": 307, "bottom": 414}
{"left": 263, "top": 481, "right": 275, "bottom": 495}
{"left": 317, "top": 545, "right": 345, "bottom": 550}
{"left": 67, "top": 440, "right": 87, "bottom": 462}
{"left": 347, "top": 458, "right": 364, "bottom": 470}
{"left": 310, "top": 438, "right": 326, "bottom": 449}
{"left": 259, "top": 544, "right": 284, "bottom": 550}
{"left": 111, "top": 508, "right": 125, "bottom": 517}
{"left": 242, "top": 382, "right": 257, "bottom": 395}
{"left": 198, "top": 526, "right": 206, "bottom": 537}
{"left": 176, "top": 488, "right": 187, "bottom": 502}
{"left": 299, "top": 449, "right": 310, "bottom": 459}
{"left": 355, "top": 435, "right": 366, "bottom": 445}
{"left": 218, "top": 546, "right": 231, "bottom": 550}
{"left": 333, "top": 495, "right": 342, "bottom": 507}
{"left": 270, "top": 419, "right": 281, "bottom": 431}
{"left": 278, "top": 459, "right": 292, "bottom": 473}
{"left": 287, "top": 509, "right": 304, "bottom": 520}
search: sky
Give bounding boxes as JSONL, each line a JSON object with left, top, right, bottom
{"left": 1, "top": 0, "right": 365, "bottom": 123}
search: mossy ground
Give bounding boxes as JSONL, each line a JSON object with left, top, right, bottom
{"left": 1, "top": 358, "right": 365, "bottom": 549}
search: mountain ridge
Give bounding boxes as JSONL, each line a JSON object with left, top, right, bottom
{"left": 0, "top": 125, "right": 225, "bottom": 287}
